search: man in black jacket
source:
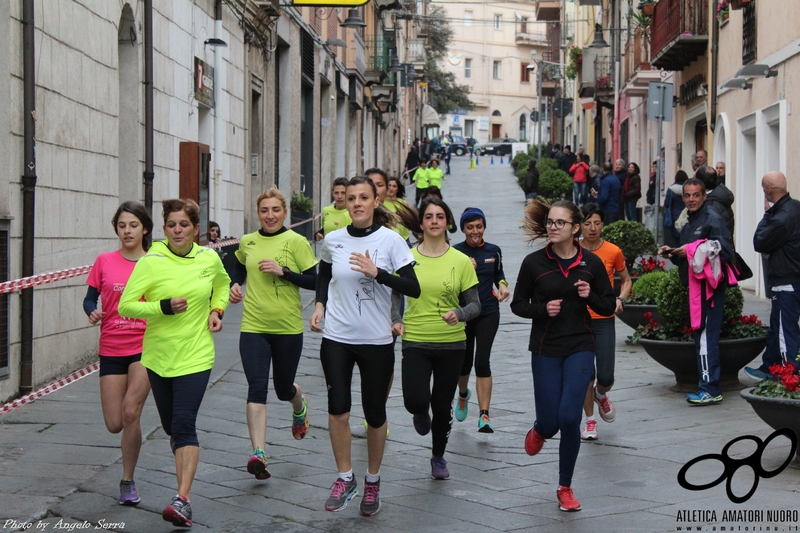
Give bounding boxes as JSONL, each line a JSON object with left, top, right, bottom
{"left": 745, "top": 171, "right": 800, "bottom": 381}
{"left": 660, "top": 178, "right": 733, "bottom": 405}
{"left": 698, "top": 167, "right": 735, "bottom": 237}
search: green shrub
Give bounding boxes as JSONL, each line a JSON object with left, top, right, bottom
{"left": 291, "top": 192, "right": 314, "bottom": 212}
{"left": 516, "top": 161, "right": 532, "bottom": 190}
{"left": 630, "top": 271, "right": 668, "bottom": 304}
{"left": 655, "top": 268, "right": 746, "bottom": 338}
{"left": 536, "top": 157, "right": 559, "bottom": 175}
{"left": 538, "top": 169, "right": 572, "bottom": 199}
{"left": 511, "top": 152, "right": 530, "bottom": 173}
{"left": 601, "top": 220, "right": 657, "bottom": 269}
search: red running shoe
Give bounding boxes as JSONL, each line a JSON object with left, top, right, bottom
{"left": 525, "top": 427, "right": 545, "bottom": 456}
{"left": 557, "top": 486, "right": 582, "bottom": 512}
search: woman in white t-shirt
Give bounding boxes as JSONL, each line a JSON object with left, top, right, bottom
{"left": 310, "top": 176, "right": 420, "bottom": 517}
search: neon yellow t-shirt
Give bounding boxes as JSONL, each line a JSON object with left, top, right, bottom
{"left": 384, "top": 199, "right": 410, "bottom": 241}
{"left": 402, "top": 246, "right": 479, "bottom": 343}
{"left": 415, "top": 168, "right": 430, "bottom": 188}
{"left": 428, "top": 167, "right": 444, "bottom": 188}
{"left": 235, "top": 229, "right": 319, "bottom": 334}
{"left": 321, "top": 204, "right": 351, "bottom": 236}
{"left": 119, "top": 241, "right": 231, "bottom": 377}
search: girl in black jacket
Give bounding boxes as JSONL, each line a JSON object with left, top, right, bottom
{"left": 511, "top": 199, "right": 615, "bottom": 513}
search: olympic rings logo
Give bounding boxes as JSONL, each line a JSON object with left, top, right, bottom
{"left": 677, "top": 428, "right": 797, "bottom": 503}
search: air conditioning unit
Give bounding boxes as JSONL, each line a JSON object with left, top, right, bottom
{"left": 252, "top": 0, "right": 280, "bottom": 14}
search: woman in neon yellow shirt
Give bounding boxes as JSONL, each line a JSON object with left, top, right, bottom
{"left": 427, "top": 159, "right": 445, "bottom": 191}
{"left": 414, "top": 159, "right": 430, "bottom": 207}
{"left": 316, "top": 177, "right": 351, "bottom": 240}
{"left": 384, "top": 176, "right": 412, "bottom": 244}
{"left": 391, "top": 197, "right": 480, "bottom": 481}
{"left": 119, "top": 199, "right": 230, "bottom": 528}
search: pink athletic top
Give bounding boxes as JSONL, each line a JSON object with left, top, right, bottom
{"left": 86, "top": 250, "right": 146, "bottom": 356}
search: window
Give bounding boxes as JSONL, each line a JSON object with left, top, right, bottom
{"left": 519, "top": 114, "right": 527, "bottom": 141}
{"left": 465, "top": 58, "right": 472, "bottom": 79}
{"left": 520, "top": 16, "right": 528, "bottom": 34}
{"left": 521, "top": 62, "right": 530, "bottom": 83}
{"left": 494, "top": 14, "right": 501, "bottom": 30}
{"left": 493, "top": 60, "right": 501, "bottom": 79}
{"left": 742, "top": 1, "right": 756, "bottom": 64}
{"left": 465, "top": 119, "right": 474, "bottom": 137}
{"left": 464, "top": 10, "right": 472, "bottom": 27}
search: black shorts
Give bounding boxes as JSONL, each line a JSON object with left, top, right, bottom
{"left": 99, "top": 354, "right": 142, "bottom": 376}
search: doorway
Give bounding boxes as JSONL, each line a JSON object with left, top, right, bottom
{"left": 491, "top": 124, "right": 501, "bottom": 139}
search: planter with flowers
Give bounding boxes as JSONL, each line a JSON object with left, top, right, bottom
{"left": 717, "top": 0, "right": 730, "bottom": 25}
{"left": 740, "top": 358, "right": 800, "bottom": 457}
{"left": 627, "top": 268, "right": 767, "bottom": 390}
{"left": 602, "top": 220, "right": 658, "bottom": 294}
{"left": 617, "top": 270, "right": 666, "bottom": 329}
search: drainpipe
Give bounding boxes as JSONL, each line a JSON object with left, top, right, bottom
{"left": 709, "top": 0, "right": 719, "bottom": 133}
{"left": 213, "top": 0, "right": 223, "bottom": 225}
{"left": 19, "top": 0, "right": 36, "bottom": 395}
{"left": 144, "top": 0, "right": 154, "bottom": 239}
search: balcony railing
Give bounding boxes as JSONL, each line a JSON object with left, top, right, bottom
{"left": 515, "top": 29, "right": 548, "bottom": 45}
{"left": 650, "top": 0, "right": 709, "bottom": 71}
{"left": 365, "top": 36, "right": 388, "bottom": 73}
{"left": 623, "top": 29, "right": 650, "bottom": 84}
{"left": 406, "top": 38, "right": 426, "bottom": 65}
{"left": 594, "top": 56, "right": 614, "bottom": 93}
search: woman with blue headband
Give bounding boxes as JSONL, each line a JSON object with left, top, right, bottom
{"left": 452, "top": 208, "right": 510, "bottom": 433}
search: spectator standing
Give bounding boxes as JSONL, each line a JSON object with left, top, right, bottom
{"left": 659, "top": 178, "right": 733, "bottom": 405}
{"left": 570, "top": 154, "right": 590, "bottom": 206}
{"left": 208, "top": 221, "right": 221, "bottom": 243}
{"left": 444, "top": 142, "right": 452, "bottom": 175}
{"left": 715, "top": 161, "right": 727, "bottom": 186}
{"left": 745, "top": 171, "right": 800, "bottom": 381}
{"left": 622, "top": 163, "right": 642, "bottom": 222}
{"left": 663, "top": 170, "right": 688, "bottom": 247}
{"left": 595, "top": 163, "right": 621, "bottom": 224}
{"left": 695, "top": 149, "right": 708, "bottom": 173}
{"left": 700, "top": 167, "right": 735, "bottom": 237}
{"left": 646, "top": 161, "right": 658, "bottom": 206}
{"left": 589, "top": 164, "right": 603, "bottom": 195}
{"left": 467, "top": 135, "right": 476, "bottom": 157}
{"left": 405, "top": 147, "right": 421, "bottom": 184}
{"left": 524, "top": 159, "right": 540, "bottom": 201}
{"left": 559, "top": 145, "right": 577, "bottom": 174}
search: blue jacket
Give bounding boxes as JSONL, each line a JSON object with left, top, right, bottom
{"left": 596, "top": 173, "right": 621, "bottom": 216}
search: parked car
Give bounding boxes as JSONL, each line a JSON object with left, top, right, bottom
{"left": 473, "top": 141, "right": 484, "bottom": 156}
{"left": 482, "top": 137, "right": 519, "bottom": 156}
{"left": 439, "top": 135, "right": 469, "bottom": 156}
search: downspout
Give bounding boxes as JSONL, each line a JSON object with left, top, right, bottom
{"left": 709, "top": 0, "right": 719, "bottom": 133}
{"left": 612, "top": 0, "right": 620, "bottom": 161}
{"left": 19, "top": 0, "right": 36, "bottom": 395}
{"left": 213, "top": 0, "right": 223, "bottom": 225}
{"left": 144, "top": 0, "right": 154, "bottom": 240}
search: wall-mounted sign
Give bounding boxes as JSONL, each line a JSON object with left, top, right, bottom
{"left": 349, "top": 77, "right": 363, "bottom": 110}
{"left": 194, "top": 57, "right": 215, "bottom": 108}
{"left": 478, "top": 117, "right": 489, "bottom": 131}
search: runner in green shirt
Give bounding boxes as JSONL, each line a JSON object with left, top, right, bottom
{"left": 119, "top": 198, "right": 230, "bottom": 528}
{"left": 228, "top": 187, "right": 319, "bottom": 481}
{"left": 414, "top": 159, "right": 430, "bottom": 207}
{"left": 384, "top": 176, "right": 412, "bottom": 243}
{"left": 427, "top": 159, "right": 445, "bottom": 191}
{"left": 316, "top": 177, "right": 351, "bottom": 240}
{"left": 391, "top": 197, "right": 480, "bottom": 481}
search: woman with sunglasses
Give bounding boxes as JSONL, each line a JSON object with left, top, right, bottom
{"left": 511, "top": 200, "right": 615, "bottom": 512}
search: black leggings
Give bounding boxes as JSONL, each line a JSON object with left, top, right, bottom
{"left": 319, "top": 338, "right": 395, "bottom": 428}
{"left": 461, "top": 312, "right": 500, "bottom": 378}
{"left": 402, "top": 346, "right": 464, "bottom": 457}
{"left": 239, "top": 332, "right": 303, "bottom": 404}
{"left": 147, "top": 368, "right": 211, "bottom": 450}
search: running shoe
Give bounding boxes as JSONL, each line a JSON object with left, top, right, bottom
{"left": 118, "top": 479, "right": 140, "bottom": 506}
{"left": 525, "top": 427, "right": 545, "bottom": 456}
{"left": 360, "top": 479, "right": 381, "bottom": 516}
{"left": 686, "top": 390, "right": 723, "bottom": 405}
{"left": 325, "top": 478, "right": 358, "bottom": 512}
{"left": 454, "top": 388, "right": 471, "bottom": 422}
{"left": 581, "top": 419, "right": 598, "bottom": 441}
{"left": 556, "top": 486, "right": 582, "bottom": 512}
{"left": 292, "top": 395, "right": 310, "bottom": 440}
{"left": 162, "top": 495, "right": 192, "bottom": 527}
{"left": 430, "top": 456, "right": 450, "bottom": 480}
{"left": 594, "top": 390, "right": 616, "bottom": 423}
{"left": 413, "top": 412, "right": 431, "bottom": 436}
{"left": 477, "top": 414, "right": 494, "bottom": 433}
{"left": 363, "top": 420, "right": 390, "bottom": 437}
{"left": 247, "top": 448, "right": 271, "bottom": 480}
{"left": 744, "top": 367, "right": 771, "bottom": 381}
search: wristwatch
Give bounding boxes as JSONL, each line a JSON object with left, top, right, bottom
{"left": 616, "top": 297, "right": 625, "bottom": 308}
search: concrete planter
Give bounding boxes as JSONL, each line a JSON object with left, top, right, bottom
{"left": 740, "top": 387, "right": 800, "bottom": 457}
{"left": 616, "top": 303, "right": 661, "bottom": 330}
{"left": 639, "top": 336, "right": 767, "bottom": 391}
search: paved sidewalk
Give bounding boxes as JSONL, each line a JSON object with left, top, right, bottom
{"left": 0, "top": 155, "right": 795, "bottom": 533}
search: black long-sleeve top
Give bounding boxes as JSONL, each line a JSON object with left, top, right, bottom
{"left": 511, "top": 243, "right": 615, "bottom": 356}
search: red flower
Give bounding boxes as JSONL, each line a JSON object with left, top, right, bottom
{"left": 769, "top": 363, "right": 785, "bottom": 377}
{"left": 643, "top": 312, "right": 653, "bottom": 320}
{"left": 784, "top": 374, "right": 799, "bottom": 392}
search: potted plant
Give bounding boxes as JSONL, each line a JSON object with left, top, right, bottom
{"left": 617, "top": 270, "right": 666, "bottom": 329}
{"left": 290, "top": 191, "right": 315, "bottom": 240}
{"left": 638, "top": 0, "right": 656, "bottom": 17}
{"left": 741, "top": 357, "right": 800, "bottom": 457}
{"left": 601, "top": 220, "right": 658, "bottom": 271}
{"left": 565, "top": 46, "right": 582, "bottom": 80}
{"left": 717, "top": 0, "right": 730, "bottom": 23}
{"left": 627, "top": 268, "right": 767, "bottom": 390}
{"left": 629, "top": 11, "right": 651, "bottom": 43}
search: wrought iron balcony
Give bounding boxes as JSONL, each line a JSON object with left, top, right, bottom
{"left": 594, "top": 56, "right": 614, "bottom": 95}
{"left": 535, "top": 1, "right": 560, "bottom": 21}
{"left": 650, "top": 0, "right": 709, "bottom": 71}
{"left": 622, "top": 28, "right": 661, "bottom": 95}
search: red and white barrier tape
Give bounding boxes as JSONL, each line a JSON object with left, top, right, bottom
{"left": 0, "top": 361, "right": 100, "bottom": 416}
{"left": 0, "top": 214, "right": 322, "bottom": 295}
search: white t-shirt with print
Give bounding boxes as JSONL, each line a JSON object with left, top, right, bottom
{"left": 320, "top": 226, "right": 415, "bottom": 345}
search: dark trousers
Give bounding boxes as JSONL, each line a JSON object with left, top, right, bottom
{"left": 147, "top": 368, "right": 211, "bottom": 450}
{"left": 461, "top": 312, "right": 500, "bottom": 378}
{"left": 624, "top": 200, "right": 638, "bottom": 222}
{"left": 445, "top": 158, "right": 451, "bottom": 174}
{"left": 239, "top": 332, "right": 303, "bottom": 404}
{"left": 694, "top": 284, "right": 725, "bottom": 397}
{"left": 402, "top": 346, "right": 464, "bottom": 457}
{"left": 415, "top": 187, "right": 428, "bottom": 208}
{"left": 760, "top": 285, "right": 800, "bottom": 372}
{"left": 531, "top": 351, "right": 594, "bottom": 488}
